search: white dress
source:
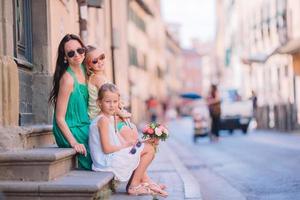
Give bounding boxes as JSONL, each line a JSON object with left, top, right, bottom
{"left": 89, "top": 115, "right": 144, "bottom": 181}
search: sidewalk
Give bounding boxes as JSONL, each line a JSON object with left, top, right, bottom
{"left": 110, "top": 141, "right": 202, "bottom": 200}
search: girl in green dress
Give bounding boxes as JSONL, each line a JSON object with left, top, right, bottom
{"left": 49, "top": 34, "right": 92, "bottom": 170}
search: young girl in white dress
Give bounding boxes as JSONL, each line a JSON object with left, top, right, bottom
{"left": 89, "top": 83, "right": 168, "bottom": 197}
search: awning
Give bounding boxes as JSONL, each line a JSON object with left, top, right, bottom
{"left": 180, "top": 92, "right": 202, "bottom": 100}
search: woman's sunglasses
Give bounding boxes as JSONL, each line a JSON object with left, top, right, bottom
{"left": 129, "top": 141, "right": 142, "bottom": 154}
{"left": 91, "top": 54, "right": 105, "bottom": 64}
{"left": 66, "top": 47, "right": 85, "bottom": 58}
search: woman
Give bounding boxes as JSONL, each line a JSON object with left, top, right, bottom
{"left": 49, "top": 34, "right": 92, "bottom": 170}
{"left": 207, "top": 84, "right": 221, "bottom": 142}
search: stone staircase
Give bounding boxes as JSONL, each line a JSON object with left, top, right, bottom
{"left": 0, "top": 125, "right": 114, "bottom": 200}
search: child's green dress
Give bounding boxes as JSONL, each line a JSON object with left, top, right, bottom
{"left": 53, "top": 66, "right": 92, "bottom": 170}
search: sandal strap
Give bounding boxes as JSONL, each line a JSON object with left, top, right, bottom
{"left": 128, "top": 183, "right": 153, "bottom": 195}
{"left": 146, "top": 182, "right": 168, "bottom": 198}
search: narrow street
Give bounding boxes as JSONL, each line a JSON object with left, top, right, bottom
{"left": 167, "top": 117, "right": 300, "bottom": 200}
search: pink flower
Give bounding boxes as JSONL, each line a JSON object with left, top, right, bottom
{"left": 147, "top": 128, "right": 154, "bottom": 134}
{"left": 143, "top": 126, "right": 149, "bottom": 133}
{"left": 162, "top": 127, "right": 169, "bottom": 136}
{"left": 155, "top": 127, "right": 163, "bottom": 136}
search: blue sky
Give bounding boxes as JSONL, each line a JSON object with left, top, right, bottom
{"left": 161, "top": 0, "right": 216, "bottom": 47}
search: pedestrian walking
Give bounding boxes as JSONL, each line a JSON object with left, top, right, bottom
{"left": 207, "top": 84, "right": 221, "bottom": 142}
{"left": 251, "top": 90, "right": 257, "bottom": 120}
{"left": 146, "top": 96, "right": 158, "bottom": 122}
{"left": 49, "top": 34, "right": 92, "bottom": 170}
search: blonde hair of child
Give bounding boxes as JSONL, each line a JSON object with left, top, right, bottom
{"left": 84, "top": 45, "right": 105, "bottom": 76}
{"left": 97, "top": 83, "right": 121, "bottom": 133}
{"left": 97, "top": 83, "right": 120, "bottom": 101}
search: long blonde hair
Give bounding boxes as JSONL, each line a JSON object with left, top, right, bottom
{"left": 84, "top": 45, "right": 97, "bottom": 76}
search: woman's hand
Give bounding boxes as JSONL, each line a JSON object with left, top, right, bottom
{"left": 71, "top": 143, "right": 87, "bottom": 156}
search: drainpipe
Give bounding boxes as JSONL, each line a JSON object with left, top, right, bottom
{"left": 109, "top": 0, "right": 116, "bottom": 84}
{"left": 77, "top": 0, "right": 88, "bottom": 43}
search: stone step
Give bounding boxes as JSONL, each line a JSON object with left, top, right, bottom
{"left": 0, "top": 147, "right": 76, "bottom": 181}
{"left": 0, "top": 170, "right": 114, "bottom": 200}
{"left": 19, "top": 125, "right": 56, "bottom": 149}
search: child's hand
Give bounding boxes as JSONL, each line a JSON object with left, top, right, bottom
{"left": 147, "top": 138, "right": 160, "bottom": 145}
{"left": 122, "top": 141, "right": 133, "bottom": 148}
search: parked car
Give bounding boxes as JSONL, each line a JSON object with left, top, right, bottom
{"left": 220, "top": 89, "right": 253, "bottom": 134}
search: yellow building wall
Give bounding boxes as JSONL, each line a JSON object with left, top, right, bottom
{"left": 48, "top": 0, "right": 80, "bottom": 73}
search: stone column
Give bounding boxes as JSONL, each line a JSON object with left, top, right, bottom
{"left": 0, "top": 0, "right": 14, "bottom": 57}
{"left": 0, "top": 56, "right": 19, "bottom": 126}
{"left": 0, "top": 56, "right": 23, "bottom": 151}
{"left": 31, "top": 0, "right": 53, "bottom": 124}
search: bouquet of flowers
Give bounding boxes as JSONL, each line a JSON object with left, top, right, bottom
{"left": 142, "top": 122, "right": 169, "bottom": 141}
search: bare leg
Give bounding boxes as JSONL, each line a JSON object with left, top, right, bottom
{"left": 140, "top": 142, "right": 166, "bottom": 190}
{"left": 127, "top": 146, "right": 155, "bottom": 192}
{"left": 130, "top": 143, "right": 155, "bottom": 186}
{"left": 128, "top": 143, "right": 168, "bottom": 197}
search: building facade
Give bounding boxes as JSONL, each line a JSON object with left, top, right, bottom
{"left": 0, "top": 0, "right": 183, "bottom": 150}
{"left": 217, "top": 0, "right": 300, "bottom": 131}
{"left": 127, "top": 0, "right": 181, "bottom": 122}
{"left": 0, "top": 0, "right": 132, "bottom": 150}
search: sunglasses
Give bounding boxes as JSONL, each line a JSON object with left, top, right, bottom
{"left": 129, "top": 141, "right": 142, "bottom": 154}
{"left": 91, "top": 54, "right": 106, "bottom": 64}
{"left": 66, "top": 47, "right": 85, "bottom": 58}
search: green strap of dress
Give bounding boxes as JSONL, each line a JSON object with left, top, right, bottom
{"left": 117, "top": 122, "right": 126, "bottom": 131}
{"left": 117, "top": 121, "right": 133, "bottom": 132}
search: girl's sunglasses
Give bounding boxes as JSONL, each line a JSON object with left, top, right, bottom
{"left": 129, "top": 141, "right": 142, "bottom": 154}
{"left": 91, "top": 54, "right": 105, "bottom": 64}
{"left": 66, "top": 47, "right": 85, "bottom": 58}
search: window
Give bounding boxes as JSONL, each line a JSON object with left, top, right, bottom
{"left": 276, "top": 0, "right": 287, "bottom": 31}
{"left": 284, "top": 65, "right": 289, "bottom": 77}
{"left": 157, "top": 66, "right": 163, "bottom": 79}
{"left": 87, "top": 0, "right": 103, "bottom": 8}
{"left": 128, "top": 7, "right": 146, "bottom": 32}
{"left": 129, "top": 45, "right": 138, "bottom": 67}
{"left": 142, "top": 54, "right": 147, "bottom": 69}
{"left": 225, "top": 48, "right": 232, "bottom": 67}
{"left": 14, "top": 0, "right": 32, "bottom": 64}
{"left": 128, "top": 45, "right": 147, "bottom": 69}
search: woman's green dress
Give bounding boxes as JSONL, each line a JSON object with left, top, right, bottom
{"left": 53, "top": 66, "right": 92, "bottom": 170}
